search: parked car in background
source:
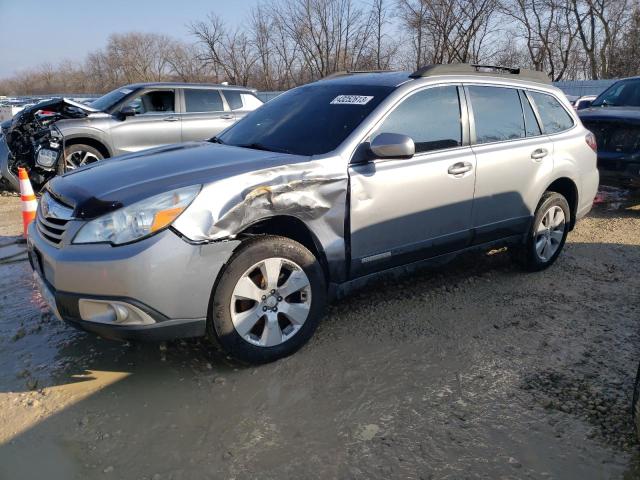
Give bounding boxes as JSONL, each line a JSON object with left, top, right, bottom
{"left": 0, "top": 83, "right": 262, "bottom": 191}
{"left": 28, "top": 64, "right": 598, "bottom": 364}
{"left": 573, "top": 95, "right": 597, "bottom": 111}
{"left": 579, "top": 77, "right": 640, "bottom": 187}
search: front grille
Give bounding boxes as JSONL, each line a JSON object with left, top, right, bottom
{"left": 36, "top": 193, "right": 74, "bottom": 247}
{"left": 583, "top": 121, "right": 640, "bottom": 154}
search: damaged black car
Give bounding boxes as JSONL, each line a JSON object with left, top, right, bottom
{"left": 579, "top": 77, "right": 640, "bottom": 188}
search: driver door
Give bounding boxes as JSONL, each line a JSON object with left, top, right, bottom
{"left": 110, "top": 89, "right": 182, "bottom": 154}
{"left": 348, "top": 85, "right": 476, "bottom": 277}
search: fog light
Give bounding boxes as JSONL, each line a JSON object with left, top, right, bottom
{"left": 78, "top": 299, "right": 156, "bottom": 325}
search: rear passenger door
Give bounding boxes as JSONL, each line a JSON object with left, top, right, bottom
{"left": 466, "top": 85, "right": 555, "bottom": 243}
{"left": 349, "top": 85, "right": 476, "bottom": 276}
{"left": 180, "top": 88, "right": 235, "bottom": 142}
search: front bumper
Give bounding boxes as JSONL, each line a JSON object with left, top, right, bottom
{"left": 597, "top": 151, "right": 640, "bottom": 186}
{"left": 28, "top": 223, "right": 240, "bottom": 341}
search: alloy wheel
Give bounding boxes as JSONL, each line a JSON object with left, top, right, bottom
{"left": 64, "top": 150, "right": 100, "bottom": 170}
{"left": 230, "top": 257, "right": 312, "bottom": 347}
{"left": 534, "top": 205, "right": 566, "bottom": 262}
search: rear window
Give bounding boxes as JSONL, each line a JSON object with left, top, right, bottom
{"left": 529, "top": 92, "right": 574, "bottom": 134}
{"left": 184, "top": 89, "right": 224, "bottom": 113}
{"left": 223, "top": 91, "right": 263, "bottom": 111}
{"left": 468, "top": 86, "right": 525, "bottom": 144}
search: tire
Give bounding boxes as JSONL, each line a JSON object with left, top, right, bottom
{"left": 517, "top": 191, "right": 571, "bottom": 271}
{"left": 209, "top": 235, "right": 327, "bottom": 364}
{"left": 58, "top": 144, "right": 103, "bottom": 174}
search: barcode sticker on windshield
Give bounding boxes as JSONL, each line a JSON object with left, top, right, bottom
{"left": 330, "top": 95, "right": 374, "bottom": 105}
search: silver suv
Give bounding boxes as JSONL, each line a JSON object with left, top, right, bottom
{"left": 0, "top": 83, "right": 262, "bottom": 191}
{"left": 27, "top": 64, "right": 599, "bottom": 364}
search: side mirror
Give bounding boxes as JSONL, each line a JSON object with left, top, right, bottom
{"left": 119, "top": 105, "right": 136, "bottom": 119}
{"left": 577, "top": 100, "right": 592, "bottom": 110}
{"left": 370, "top": 133, "right": 415, "bottom": 159}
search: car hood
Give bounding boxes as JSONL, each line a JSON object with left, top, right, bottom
{"left": 8, "top": 97, "right": 98, "bottom": 131}
{"left": 47, "top": 142, "right": 309, "bottom": 219}
{"left": 578, "top": 106, "right": 640, "bottom": 124}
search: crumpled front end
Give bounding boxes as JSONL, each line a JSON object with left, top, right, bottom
{"left": 173, "top": 156, "right": 349, "bottom": 280}
{"left": 0, "top": 98, "right": 95, "bottom": 191}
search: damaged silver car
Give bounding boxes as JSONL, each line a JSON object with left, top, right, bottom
{"left": 27, "top": 64, "right": 599, "bottom": 363}
{"left": 0, "top": 83, "right": 262, "bottom": 191}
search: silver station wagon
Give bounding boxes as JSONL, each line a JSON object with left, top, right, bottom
{"left": 28, "top": 64, "right": 599, "bottom": 363}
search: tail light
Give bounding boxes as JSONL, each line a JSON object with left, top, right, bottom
{"left": 585, "top": 131, "right": 597, "bottom": 152}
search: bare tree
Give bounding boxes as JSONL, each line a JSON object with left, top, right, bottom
{"left": 570, "top": 0, "right": 630, "bottom": 78}
{"left": 500, "top": 0, "right": 579, "bottom": 81}
{"left": 396, "top": 0, "right": 500, "bottom": 68}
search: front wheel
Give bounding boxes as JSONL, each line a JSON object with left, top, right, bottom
{"left": 58, "top": 144, "right": 103, "bottom": 174}
{"left": 209, "top": 235, "right": 327, "bottom": 364}
{"left": 518, "top": 191, "right": 570, "bottom": 271}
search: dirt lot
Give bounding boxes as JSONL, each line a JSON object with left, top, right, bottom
{"left": 0, "top": 190, "right": 639, "bottom": 479}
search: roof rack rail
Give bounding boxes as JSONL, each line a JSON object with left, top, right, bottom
{"left": 409, "top": 63, "right": 550, "bottom": 84}
{"left": 322, "top": 70, "right": 395, "bottom": 80}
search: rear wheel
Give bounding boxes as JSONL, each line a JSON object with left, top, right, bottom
{"left": 517, "top": 191, "right": 570, "bottom": 271}
{"left": 209, "top": 235, "right": 326, "bottom": 364}
{"left": 58, "top": 144, "right": 103, "bottom": 174}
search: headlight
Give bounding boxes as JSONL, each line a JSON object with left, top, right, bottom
{"left": 73, "top": 185, "right": 201, "bottom": 245}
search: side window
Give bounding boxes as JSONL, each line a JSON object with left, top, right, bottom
{"left": 529, "top": 92, "right": 574, "bottom": 134}
{"left": 223, "top": 91, "right": 243, "bottom": 110}
{"left": 124, "top": 90, "right": 175, "bottom": 114}
{"left": 184, "top": 89, "right": 224, "bottom": 113}
{"left": 468, "top": 86, "right": 524, "bottom": 144}
{"left": 520, "top": 91, "right": 542, "bottom": 136}
{"left": 373, "top": 85, "right": 462, "bottom": 154}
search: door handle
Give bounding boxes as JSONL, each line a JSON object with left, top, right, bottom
{"left": 220, "top": 114, "right": 234, "bottom": 120}
{"left": 531, "top": 148, "right": 548, "bottom": 160}
{"left": 163, "top": 116, "right": 179, "bottom": 122}
{"left": 448, "top": 162, "right": 473, "bottom": 176}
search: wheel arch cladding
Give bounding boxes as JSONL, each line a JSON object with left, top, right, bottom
{"left": 545, "top": 177, "right": 578, "bottom": 229}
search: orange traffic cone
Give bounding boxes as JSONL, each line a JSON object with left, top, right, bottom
{"left": 18, "top": 168, "right": 37, "bottom": 238}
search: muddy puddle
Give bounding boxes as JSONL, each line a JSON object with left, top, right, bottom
{"left": 0, "top": 193, "right": 639, "bottom": 479}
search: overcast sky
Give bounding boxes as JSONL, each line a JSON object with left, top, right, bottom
{"left": 0, "top": 0, "right": 261, "bottom": 77}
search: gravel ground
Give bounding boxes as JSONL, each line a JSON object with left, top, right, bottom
{"left": 0, "top": 190, "right": 639, "bottom": 479}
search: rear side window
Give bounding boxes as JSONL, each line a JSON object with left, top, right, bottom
{"left": 184, "top": 89, "right": 224, "bottom": 113}
{"left": 223, "top": 91, "right": 244, "bottom": 110}
{"left": 374, "top": 85, "right": 462, "bottom": 153}
{"left": 529, "top": 92, "right": 574, "bottom": 134}
{"left": 520, "top": 91, "right": 542, "bottom": 136}
{"left": 468, "top": 86, "right": 524, "bottom": 144}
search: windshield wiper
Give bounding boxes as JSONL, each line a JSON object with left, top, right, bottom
{"left": 209, "top": 136, "right": 225, "bottom": 144}
{"left": 238, "top": 142, "right": 293, "bottom": 154}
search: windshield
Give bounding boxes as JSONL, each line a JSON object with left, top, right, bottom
{"left": 217, "top": 83, "right": 394, "bottom": 156}
{"left": 592, "top": 79, "right": 640, "bottom": 107}
{"left": 90, "top": 87, "right": 137, "bottom": 112}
